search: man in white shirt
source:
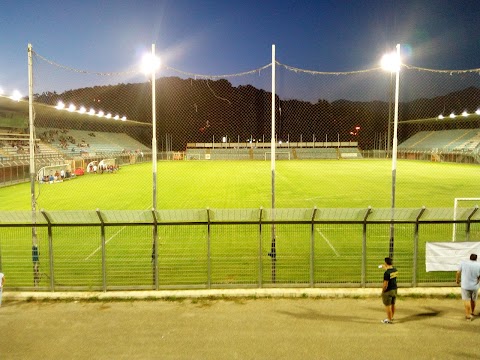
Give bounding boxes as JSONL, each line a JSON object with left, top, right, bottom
{"left": 456, "top": 254, "right": 480, "bottom": 321}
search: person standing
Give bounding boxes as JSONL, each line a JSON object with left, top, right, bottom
{"left": 381, "top": 257, "right": 398, "bottom": 324}
{"left": 0, "top": 272, "right": 5, "bottom": 307}
{"left": 456, "top": 254, "right": 480, "bottom": 321}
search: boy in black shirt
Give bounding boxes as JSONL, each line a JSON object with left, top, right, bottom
{"left": 381, "top": 257, "right": 398, "bottom": 324}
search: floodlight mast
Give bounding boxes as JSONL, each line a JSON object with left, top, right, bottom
{"left": 269, "top": 44, "right": 277, "bottom": 283}
{"left": 28, "top": 43, "right": 40, "bottom": 286}
{"left": 381, "top": 44, "right": 401, "bottom": 258}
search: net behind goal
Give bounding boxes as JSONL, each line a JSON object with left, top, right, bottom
{"left": 453, "top": 198, "right": 480, "bottom": 241}
{"left": 264, "top": 152, "right": 291, "bottom": 160}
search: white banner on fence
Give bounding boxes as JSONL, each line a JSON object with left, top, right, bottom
{"left": 426, "top": 242, "right": 480, "bottom": 272}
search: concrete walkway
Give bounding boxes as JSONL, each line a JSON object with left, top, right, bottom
{"left": 3, "top": 286, "right": 458, "bottom": 301}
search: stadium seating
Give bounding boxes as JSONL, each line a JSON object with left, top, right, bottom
{"left": 398, "top": 129, "right": 480, "bottom": 152}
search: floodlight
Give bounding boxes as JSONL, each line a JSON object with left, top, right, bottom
{"left": 56, "top": 101, "right": 65, "bottom": 110}
{"left": 438, "top": 114, "right": 444, "bottom": 119}
{"left": 380, "top": 52, "right": 401, "bottom": 73}
{"left": 97, "top": 110, "right": 104, "bottom": 117}
{"left": 476, "top": 110, "right": 480, "bottom": 115}
{"left": 79, "top": 106, "right": 86, "bottom": 114}
{"left": 462, "top": 111, "right": 469, "bottom": 117}
{"left": 114, "top": 115, "right": 119, "bottom": 120}
{"left": 88, "top": 108, "right": 95, "bottom": 116}
{"left": 10, "top": 90, "right": 22, "bottom": 101}
{"left": 121, "top": 116, "right": 127, "bottom": 121}
{"left": 141, "top": 53, "right": 161, "bottom": 75}
{"left": 449, "top": 113, "right": 455, "bottom": 118}
{"left": 106, "top": 113, "right": 112, "bottom": 119}
{"left": 68, "top": 104, "right": 76, "bottom": 112}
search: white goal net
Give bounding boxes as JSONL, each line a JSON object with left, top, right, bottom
{"left": 264, "top": 151, "right": 291, "bottom": 160}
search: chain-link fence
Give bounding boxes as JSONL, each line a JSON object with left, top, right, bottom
{"left": 0, "top": 207, "right": 478, "bottom": 291}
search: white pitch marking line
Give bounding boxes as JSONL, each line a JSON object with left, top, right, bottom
{"left": 85, "top": 226, "right": 126, "bottom": 261}
{"left": 315, "top": 228, "right": 340, "bottom": 257}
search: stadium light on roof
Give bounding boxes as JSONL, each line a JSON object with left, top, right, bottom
{"left": 56, "top": 101, "right": 65, "bottom": 110}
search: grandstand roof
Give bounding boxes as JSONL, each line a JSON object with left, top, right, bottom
{"left": 0, "top": 95, "right": 150, "bottom": 128}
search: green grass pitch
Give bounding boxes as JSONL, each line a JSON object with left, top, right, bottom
{"left": 1, "top": 159, "right": 478, "bottom": 288}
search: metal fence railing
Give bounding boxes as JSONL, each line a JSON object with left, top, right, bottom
{"left": 0, "top": 207, "right": 478, "bottom": 291}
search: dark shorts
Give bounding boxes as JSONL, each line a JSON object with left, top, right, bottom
{"left": 382, "top": 289, "right": 397, "bottom": 306}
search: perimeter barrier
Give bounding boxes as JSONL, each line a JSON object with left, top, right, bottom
{"left": 0, "top": 207, "right": 478, "bottom": 291}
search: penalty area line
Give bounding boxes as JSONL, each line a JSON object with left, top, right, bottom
{"left": 84, "top": 226, "right": 126, "bottom": 261}
{"left": 315, "top": 228, "right": 340, "bottom": 257}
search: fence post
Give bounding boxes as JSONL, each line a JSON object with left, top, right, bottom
{"left": 362, "top": 207, "right": 372, "bottom": 287}
{"left": 310, "top": 207, "right": 318, "bottom": 288}
{"left": 466, "top": 206, "right": 478, "bottom": 242}
{"left": 152, "top": 209, "right": 158, "bottom": 290}
{"left": 413, "top": 207, "right": 426, "bottom": 287}
{"left": 259, "top": 207, "right": 263, "bottom": 288}
{"left": 40, "top": 209, "right": 55, "bottom": 291}
{"left": 207, "top": 208, "right": 211, "bottom": 289}
{"left": 96, "top": 209, "right": 107, "bottom": 292}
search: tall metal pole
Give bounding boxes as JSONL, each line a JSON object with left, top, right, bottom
{"left": 387, "top": 72, "right": 393, "bottom": 155}
{"left": 151, "top": 44, "right": 157, "bottom": 210}
{"left": 269, "top": 44, "right": 277, "bottom": 283}
{"left": 389, "top": 44, "right": 401, "bottom": 258}
{"left": 28, "top": 44, "right": 39, "bottom": 286}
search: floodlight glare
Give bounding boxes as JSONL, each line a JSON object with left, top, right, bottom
{"left": 141, "top": 53, "right": 161, "bottom": 75}
{"left": 88, "top": 108, "right": 95, "bottom": 115}
{"left": 56, "top": 101, "right": 65, "bottom": 110}
{"left": 462, "top": 111, "right": 469, "bottom": 117}
{"left": 68, "top": 104, "right": 76, "bottom": 112}
{"left": 438, "top": 114, "right": 444, "bottom": 119}
{"left": 0, "top": 88, "right": 4, "bottom": 95}
{"left": 97, "top": 110, "right": 104, "bottom": 117}
{"left": 476, "top": 109, "right": 480, "bottom": 115}
{"left": 121, "top": 116, "right": 127, "bottom": 121}
{"left": 79, "top": 106, "right": 86, "bottom": 114}
{"left": 380, "top": 52, "right": 401, "bottom": 73}
{"left": 114, "top": 115, "right": 119, "bottom": 120}
{"left": 449, "top": 113, "right": 455, "bottom": 118}
{"left": 106, "top": 113, "right": 112, "bottom": 119}
{"left": 10, "top": 90, "right": 22, "bottom": 101}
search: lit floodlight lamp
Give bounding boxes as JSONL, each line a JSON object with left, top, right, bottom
{"left": 438, "top": 114, "right": 444, "bottom": 119}
{"left": 449, "top": 113, "right": 456, "bottom": 118}
{"left": 462, "top": 111, "right": 469, "bottom": 117}
{"left": 380, "top": 52, "right": 401, "bottom": 73}
{"left": 121, "top": 116, "right": 127, "bottom": 121}
{"left": 141, "top": 53, "right": 161, "bottom": 75}
{"left": 56, "top": 101, "right": 65, "bottom": 110}
{"left": 114, "top": 115, "right": 119, "bottom": 120}
{"left": 106, "top": 113, "right": 112, "bottom": 119}
{"left": 79, "top": 106, "right": 86, "bottom": 114}
{"left": 222, "top": 136, "right": 227, "bottom": 143}
{"left": 97, "top": 110, "right": 104, "bottom": 117}
{"left": 476, "top": 109, "right": 480, "bottom": 115}
{"left": 9, "top": 90, "right": 22, "bottom": 102}
{"left": 88, "top": 108, "right": 95, "bottom": 116}
{"left": 68, "top": 104, "right": 76, "bottom": 112}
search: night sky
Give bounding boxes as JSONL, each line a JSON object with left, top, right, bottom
{"left": 1, "top": 0, "right": 480, "bottom": 95}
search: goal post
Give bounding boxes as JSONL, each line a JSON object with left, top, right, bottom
{"left": 37, "top": 163, "right": 72, "bottom": 182}
{"left": 453, "top": 198, "right": 480, "bottom": 241}
{"left": 264, "top": 151, "right": 291, "bottom": 160}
